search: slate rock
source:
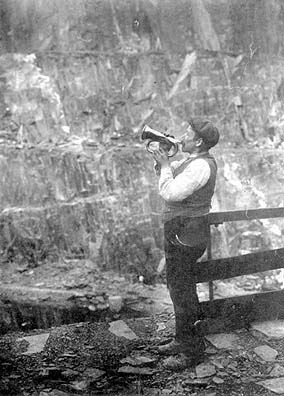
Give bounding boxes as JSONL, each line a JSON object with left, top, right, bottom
{"left": 195, "top": 363, "right": 216, "bottom": 378}
{"left": 258, "top": 377, "right": 284, "bottom": 394}
{"left": 120, "top": 356, "right": 156, "bottom": 366}
{"left": 205, "top": 333, "right": 241, "bottom": 350}
{"left": 61, "top": 369, "right": 79, "bottom": 380}
{"left": 269, "top": 364, "right": 284, "bottom": 377}
{"left": 205, "top": 346, "right": 218, "bottom": 354}
{"left": 109, "top": 320, "right": 138, "bottom": 340}
{"left": 70, "top": 380, "right": 89, "bottom": 391}
{"left": 17, "top": 333, "right": 50, "bottom": 355}
{"left": 118, "top": 365, "right": 155, "bottom": 375}
{"left": 212, "top": 376, "right": 224, "bottom": 384}
{"left": 83, "top": 368, "right": 105, "bottom": 381}
{"left": 254, "top": 345, "right": 278, "bottom": 361}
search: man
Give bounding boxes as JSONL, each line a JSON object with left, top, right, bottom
{"left": 152, "top": 118, "right": 219, "bottom": 369}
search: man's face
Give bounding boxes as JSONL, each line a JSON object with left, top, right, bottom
{"left": 181, "top": 124, "right": 200, "bottom": 153}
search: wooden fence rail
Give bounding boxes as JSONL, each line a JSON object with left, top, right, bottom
{"left": 198, "top": 207, "right": 284, "bottom": 332}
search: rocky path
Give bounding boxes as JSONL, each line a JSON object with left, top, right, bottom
{"left": 2, "top": 313, "right": 284, "bottom": 395}
{"left": 2, "top": 259, "right": 284, "bottom": 395}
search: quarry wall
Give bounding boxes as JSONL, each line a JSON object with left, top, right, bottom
{"left": 0, "top": 0, "right": 284, "bottom": 279}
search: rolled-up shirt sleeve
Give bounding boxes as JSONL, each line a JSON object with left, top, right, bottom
{"left": 159, "top": 158, "right": 210, "bottom": 202}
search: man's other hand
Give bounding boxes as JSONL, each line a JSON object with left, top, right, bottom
{"left": 152, "top": 147, "right": 169, "bottom": 167}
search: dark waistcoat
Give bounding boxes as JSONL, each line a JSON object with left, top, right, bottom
{"left": 163, "top": 152, "right": 217, "bottom": 223}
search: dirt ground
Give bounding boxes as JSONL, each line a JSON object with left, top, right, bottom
{"left": 1, "top": 259, "right": 284, "bottom": 395}
{"left": 1, "top": 310, "right": 284, "bottom": 395}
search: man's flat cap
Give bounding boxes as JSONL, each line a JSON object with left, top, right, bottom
{"left": 189, "top": 118, "right": 219, "bottom": 148}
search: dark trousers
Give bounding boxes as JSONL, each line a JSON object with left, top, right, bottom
{"left": 164, "top": 217, "right": 207, "bottom": 351}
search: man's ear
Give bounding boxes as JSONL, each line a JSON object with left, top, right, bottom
{"left": 196, "top": 138, "right": 203, "bottom": 147}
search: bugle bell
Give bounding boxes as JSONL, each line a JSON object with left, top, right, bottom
{"left": 141, "top": 125, "right": 180, "bottom": 157}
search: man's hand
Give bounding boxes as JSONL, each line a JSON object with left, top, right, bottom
{"left": 152, "top": 147, "right": 169, "bottom": 167}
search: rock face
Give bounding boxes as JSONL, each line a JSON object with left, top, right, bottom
{"left": 0, "top": 0, "right": 283, "bottom": 276}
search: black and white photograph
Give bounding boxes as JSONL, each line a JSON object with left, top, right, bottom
{"left": 1, "top": 1, "right": 284, "bottom": 395}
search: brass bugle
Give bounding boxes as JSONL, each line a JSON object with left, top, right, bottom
{"left": 141, "top": 125, "right": 180, "bottom": 157}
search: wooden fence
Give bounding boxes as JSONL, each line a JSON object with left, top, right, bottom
{"left": 198, "top": 207, "right": 284, "bottom": 332}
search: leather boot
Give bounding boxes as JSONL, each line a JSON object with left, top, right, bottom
{"left": 157, "top": 339, "right": 184, "bottom": 355}
{"left": 158, "top": 336, "right": 205, "bottom": 358}
{"left": 162, "top": 351, "right": 204, "bottom": 371}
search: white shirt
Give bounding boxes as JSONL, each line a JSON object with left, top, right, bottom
{"left": 158, "top": 156, "right": 210, "bottom": 202}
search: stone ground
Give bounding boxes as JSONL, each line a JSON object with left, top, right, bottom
{"left": 2, "top": 314, "right": 284, "bottom": 395}
{"left": 2, "top": 259, "right": 284, "bottom": 395}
